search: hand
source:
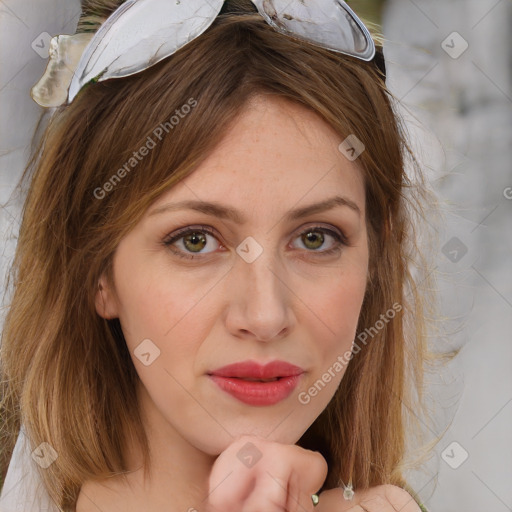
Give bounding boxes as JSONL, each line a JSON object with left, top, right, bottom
{"left": 316, "top": 484, "right": 423, "bottom": 512}
{"left": 206, "top": 434, "right": 328, "bottom": 512}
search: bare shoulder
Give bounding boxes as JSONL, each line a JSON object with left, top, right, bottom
{"left": 314, "top": 487, "right": 349, "bottom": 512}
{"left": 315, "top": 484, "right": 423, "bottom": 512}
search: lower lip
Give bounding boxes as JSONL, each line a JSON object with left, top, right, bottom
{"left": 208, "top": 374, "right": 302, "bottom": 406}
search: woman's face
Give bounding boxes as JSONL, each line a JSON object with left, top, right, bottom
{"left": 96, "top": 95, "right": 369, "bottom": 455}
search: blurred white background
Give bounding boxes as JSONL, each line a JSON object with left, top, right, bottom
{"left": 1, "top": 1, "right": 511, "bottom": 511}
{"left": 382, "top": 1, "right": 512, "bottom": 510}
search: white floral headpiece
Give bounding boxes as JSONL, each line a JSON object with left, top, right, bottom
{"left": 30, "top": 0, "right": 379, "bottom": 108}
{"left": 31, "top": 33, "right": 94, "bottom": 108}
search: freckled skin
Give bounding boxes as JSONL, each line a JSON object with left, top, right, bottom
{"left": 80, "top": 95, "right": 370, "bottom": 511}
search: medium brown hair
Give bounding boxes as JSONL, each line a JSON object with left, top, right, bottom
{"left": 1, "top": 0, "right": 445, "bottom": 508}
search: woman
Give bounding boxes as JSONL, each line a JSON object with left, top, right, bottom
{"left": 0, "top": 0, "right": 440, "bottom": 510}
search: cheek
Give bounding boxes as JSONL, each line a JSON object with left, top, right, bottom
{"left": 311, "top": 270, "right": 367, "bottom": 338}
{"left": 303, "top": 266, "right": 367, "bottom": 381}
{"left": 113, "top": 255, "right": 216, "bottom": 369}
{"left": 113, "top": 269, "right": 212, "bottom": 407}
{"left": 295, "top": 272, "right": 367, "bottom": 409}
{"left": 302, "top": 235, "right": 369, "bottom": 339}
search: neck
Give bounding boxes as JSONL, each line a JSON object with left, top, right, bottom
{"left": 120, "top": 382, "right": 218, "bottom": 511}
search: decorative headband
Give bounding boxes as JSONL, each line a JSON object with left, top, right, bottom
{"left": 31, "top": 0, "right": 380, "bottom": 108}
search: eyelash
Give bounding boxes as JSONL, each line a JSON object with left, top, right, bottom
{"left": 162, "top": 224, "right": 348, "bottom": 260}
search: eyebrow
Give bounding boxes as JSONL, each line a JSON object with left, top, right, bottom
{"left": 148, "top": 195, "right": 361, "bottom": 223}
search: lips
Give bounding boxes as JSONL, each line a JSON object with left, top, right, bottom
{"left": 208, "top": 360, "right": 305, "bottom": 406}
{"left": 208, "top": 360, "right": 305, "bottom": 380}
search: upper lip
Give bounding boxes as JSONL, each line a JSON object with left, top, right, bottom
{"left": 208, "top": 360, "right": 305, "bottom": 379}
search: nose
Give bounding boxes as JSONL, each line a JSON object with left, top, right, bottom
{"left": 223, "top": 248, "right": 296, "bottom": 342}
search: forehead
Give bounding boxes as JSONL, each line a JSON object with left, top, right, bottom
{"left": 150, "top": 95, "right": 365, "bottom": 220}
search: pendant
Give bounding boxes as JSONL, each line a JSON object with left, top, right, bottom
{"left": 342, "top": 481, "right": 355, "bottom": 501}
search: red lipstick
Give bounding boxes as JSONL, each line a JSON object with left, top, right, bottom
{"left": 208, "top": 360, "right": 304, "bottom": 406}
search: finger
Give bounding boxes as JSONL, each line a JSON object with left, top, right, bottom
{"left": 207, "top": 468, "right": 251, "bottom": 512}
{"left": 294, "top": 488, "right": 319, "bottom": 512}
{"left": 259, "top": 444, "right": 327, "bottom": 510}
{"left": 241, "top": 472, "right": 288, "bottom": 512}
{"left": 248, "top": 470, "right": 315, "bottom": 512}
{"left": 290, "top": 447, "right": 328, "bottom": 495}
{"left": 286, "top": 467, "right": 300, "bottom": 512}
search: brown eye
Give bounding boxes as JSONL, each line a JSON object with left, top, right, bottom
{"left": 291, "top": 226, "right": 347, "bottom": 254}
{"left": 163, "top": 226, "right": 221, "bottom": 259}
{"left": 182, "top": 232, "right": 208, "bottom": 253}
{"left": 301, "top": 230, "right": 325, "bottom": 250}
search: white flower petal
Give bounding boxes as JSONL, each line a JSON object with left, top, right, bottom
{"left": 31, "top": 33, "right": 94, "bottom": 108}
